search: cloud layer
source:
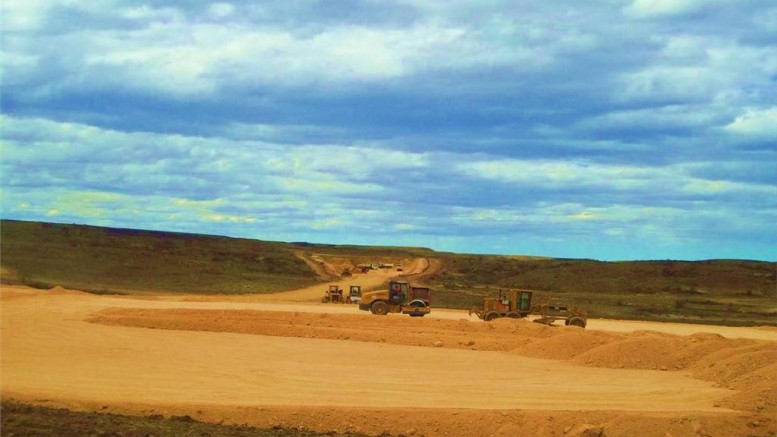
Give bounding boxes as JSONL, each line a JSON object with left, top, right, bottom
{"left": 2, "top": 0, "right": 776, "bottom": 260}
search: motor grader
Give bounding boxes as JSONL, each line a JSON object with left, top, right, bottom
{"left": 358, "top": 280, "right": 431, "bottom": 317}
{"left": 469, "top": 289, "right": 587, "bottom": 328}
{"left": 321, "top": 285, "right": 345, "bottom": 303}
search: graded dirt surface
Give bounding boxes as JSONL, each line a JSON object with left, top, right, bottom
{"left": 2, "top": 280, "right": 776, "bottom": 437}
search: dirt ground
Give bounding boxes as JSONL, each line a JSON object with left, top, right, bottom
{"left": 1, "top": 268, "right": 776, "bottom": 437}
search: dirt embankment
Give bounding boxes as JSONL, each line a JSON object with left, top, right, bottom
{"left": 3, "top": 285, "right": 776, "bottom": 437}
{"left": 89, "top": 308, "right": 777, "bottom": 418}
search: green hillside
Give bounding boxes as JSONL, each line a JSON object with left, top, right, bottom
{"left": 422, "top": 254, "right": 776, "bottom": 325}
{"left": 0, "top": 220, "right": 319, "bottom": 294}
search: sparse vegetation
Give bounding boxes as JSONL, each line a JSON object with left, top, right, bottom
{"left": 0, "top": 400, "right": 374, "bottom": 437}
{"left": 424, "top": 254, "right": 776, "bottom": 326}
{"left": 0, "top": 220, "right": 320, "bottom": 294}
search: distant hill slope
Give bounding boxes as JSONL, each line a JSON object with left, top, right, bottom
{"left": 420, "top": 253, "right": 776, "bottom": 326}
{"left": 1, "top": 220, "right": 774, "bottom": 325}
{"left": 0, "top": 220, "right": 321, "bottom": 294}
{"left": 426, "top": 253, "right": 775, "bottom": 296}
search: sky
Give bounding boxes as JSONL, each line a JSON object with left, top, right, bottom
{"left": 1, "top": 0, "right": 776, "bottom": 261}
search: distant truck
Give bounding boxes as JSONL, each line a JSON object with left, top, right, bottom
{"left": 358, "top": 280, "right": 431, "bottom": 317}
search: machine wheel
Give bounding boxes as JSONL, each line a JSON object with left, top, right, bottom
{"left": 409, "top": 313, "right": 425, "bottom": 318}
{"left": 568, "top": 317, "right": 587, "bottom": 328}
{"left": 505, "top": 312, "right": 520, "bottom": 318}
{"left": 371, "top": 301, "right": 389, "bottom": 316}
{"left": 483, "top": 311, "right": 501, "bottom": 321}
{"left": 321, "top": 297, "right": 330, "bottom": 303}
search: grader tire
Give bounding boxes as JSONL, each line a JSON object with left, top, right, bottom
{"left": 568, "top": 317, "right": 587, "bottom": 328}
{"left": 483, "top": 311, "right": 501, "bottom": 321}
{"left": 371, "top": 301, "right": 389, "bottom": 316}
{"left": 505, "top": 312, "right": 520, "bottom": 318}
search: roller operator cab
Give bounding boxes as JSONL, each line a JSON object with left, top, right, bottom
{"left": 358, "top": 280, "right": 431, "bottom": 317}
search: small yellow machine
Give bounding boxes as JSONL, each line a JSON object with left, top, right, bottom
{"left": 358, "top": 280, "right": 431, "bottom": 317}
{"left": 321, "top": 285, "right": 345, "bottom": 303}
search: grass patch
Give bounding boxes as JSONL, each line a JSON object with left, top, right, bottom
{"left": 1, "top": 220, "right": 321, "bottom": 294}
{"left": 424, "top": 254, "right": 776, "bottom": 326}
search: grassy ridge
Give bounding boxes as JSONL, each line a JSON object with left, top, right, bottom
{"left": 0, "top": 401, "right": 373, "bottom": 437}
{"left": 425, "top": 254, "right": 777, "bottom": 325}
{"left": 0, "top": 220, "right": 320, "bottom": 294}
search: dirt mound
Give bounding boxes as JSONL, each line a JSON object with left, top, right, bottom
{"left": 488, "top": 317, "right": 555, "bottom": 337}
{"left": 85, "top": 307, "right": 777, "bottom": 431}
{"left": 689, "top": 343, "right": 773, "bottom": 383}
{"left": 575, "top": 333, "right": 689, "bottom": 370}
{"left": 513, "top": 329, "right": 623, "bottom": 360}
{"left": 47, "top": 285, "right": 88, "bottom": 295}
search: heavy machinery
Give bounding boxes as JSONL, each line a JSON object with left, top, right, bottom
{"left": 346, "top": 285, "right": 362, "bottom": 304}
{"left": 358, "top": 280, "right": 431, "bottom": 317}
{"left": 322, "top": 285, "right": 345, "bottom": 303}
{"left": 468, "top": 289, "right": 587, "bottom": 327}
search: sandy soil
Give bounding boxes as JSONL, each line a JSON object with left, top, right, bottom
{"left": 1, "top": 279, "right": 776, "bottom": 437}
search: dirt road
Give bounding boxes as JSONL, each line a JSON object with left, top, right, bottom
{"left": 2, "top": 283, "right": 775, "bottom": 437}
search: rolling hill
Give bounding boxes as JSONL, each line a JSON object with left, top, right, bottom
{"left": 1, "top": 219, "right": 774, "bottom": 325}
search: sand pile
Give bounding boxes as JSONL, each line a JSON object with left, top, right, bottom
{"left": 571, "top": 331, "right": 707, "bottom": 370}
{"left": 512, "top": 329, "right": 623, "bottom": 360}
{"left": 511, "top": 326, "right": 776, "bottom": 416}
{"left": 688, "top": 343, "right": 777, "bottom": 415}
{"left": 488, "top": 317, "right": 555, "bottom": 337}
{"left": 47, "top": 285, "right": 89, "bottom": 295}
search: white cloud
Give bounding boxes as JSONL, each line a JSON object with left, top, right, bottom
{"left": 458, "top": 160, "right": 657, "bottom": 191}
{"left": 3, "top": 1, "right": 777, "bottom": 260}
{"left": 1, "top": 0, "right": 49, "bottom": 31}
{"left": 458, "top": 158, "right": 777, "bottom": 204}
{"left": 2, "top": 1, "right": 608, "bottom": 97}
{"left": 574, "top": 104, "right": 723, "bottom": 133}
{"left": 120, "top": 5, "right": 183, "bottom": 22}
{"left": 67, "top": 21, "right": 471, "bottom": 95}
{"left": 617, "top": 66, "right": 722, "bottom": 102}
{"left": 207, "top": 3, "right": 235, "bottom": 19}
{"left": 623, "top": 0, "right": 707, "bottom": 18}
{"left": 0, "top": 116, "right": 429, "bottom": 200}
{"left": 613, "top": 35, "right": 777, "bottom": 106}
{"left": 724, "top": 107, "right": 777, "bottom": 137}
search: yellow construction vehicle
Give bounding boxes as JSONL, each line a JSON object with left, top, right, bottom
{"left": 346, "top": 285, "right": 362, "bottom": 304}
{"left": 469, "top": 289, "right": 587, "bottom": 327}
{"left": 322, "top": 285, "right": 345, "bottom": 303}
{"left": 358, "top": 280, "right": 431, "bottom": 317}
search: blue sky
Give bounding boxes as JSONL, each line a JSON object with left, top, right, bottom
{"left": 2, "top": 0, "right": 776, "bottom": 261}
